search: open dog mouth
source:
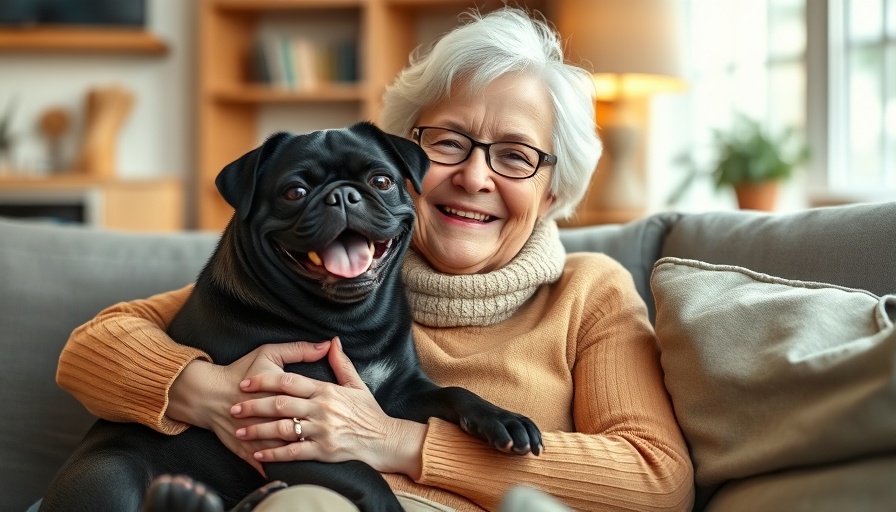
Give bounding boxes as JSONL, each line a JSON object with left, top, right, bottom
{"left": 278, "top": 230, "right": 396, "bottom": 280}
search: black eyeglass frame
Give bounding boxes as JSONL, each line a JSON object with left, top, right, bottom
{"left": 411, "top": 126, "right": 558, "bottom": 180}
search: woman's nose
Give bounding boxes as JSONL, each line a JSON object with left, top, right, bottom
{"left": 452, "top": 147, "right": 495, "bottom": 193}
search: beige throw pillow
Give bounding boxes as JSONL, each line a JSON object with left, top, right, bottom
{"left": 650, "top": 257, "right": 896, "bottom": 487}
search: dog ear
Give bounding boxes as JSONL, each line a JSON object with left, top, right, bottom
{"left": 353, "top": 121, "right": 430, "bottom": 194}
{"left": 384, "top": 132, "right": 430, "bottom": 194}
{"left": 216, "top": 132, "right": 291, "bottom": 221}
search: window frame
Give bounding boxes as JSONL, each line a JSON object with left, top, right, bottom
{"left": 808, "top": 0, "right": 896, "bottom": 203}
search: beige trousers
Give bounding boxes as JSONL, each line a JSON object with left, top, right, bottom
{"left": 252, "top": 484, "right": 570, "bottom": 512}
{"left": 252, "top": 485, "right": 454, "bottom": 512}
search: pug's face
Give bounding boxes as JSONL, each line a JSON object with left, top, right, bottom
{"left": 216, "top": 122, "right": 429, "bottom": 302}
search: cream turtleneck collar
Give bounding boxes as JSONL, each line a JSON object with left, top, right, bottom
{"left": 401, "top": 220, "right": 566, "bottom": 327}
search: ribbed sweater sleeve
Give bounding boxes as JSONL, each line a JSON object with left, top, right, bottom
{"left": 404, "top": 255, "right": 694, "bottom": 511}
{"left": 56, "top": 285, "right": 209, "bottom": 435}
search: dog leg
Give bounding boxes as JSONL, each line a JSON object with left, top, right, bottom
{"left": 385, "top": 377, "right": 543, "bottom": 456}
{"left": 39, "top": 449, "right": 149, "bottom": 512}
{"left": 141, "top": 475, "right": 224, "bottom": 512}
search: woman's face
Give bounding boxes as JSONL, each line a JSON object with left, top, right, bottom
{"left": 410, "top": 73, "right": 555, "bottom": 274}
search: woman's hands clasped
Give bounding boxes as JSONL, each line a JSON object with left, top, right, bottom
{"left": 167, "top": 340, "right": 333, "bottom": 475}
{"left": 232, "top": 337, "right": 427, "bottom": 479}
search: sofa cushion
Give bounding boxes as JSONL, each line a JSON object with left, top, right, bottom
{"left": 660, "top": 201, "right": 896, "bottom": 297}
{"left": 559, "top": 212, "right": 678, "bottom": 322}
{"left": 650, "top": 257, "right": 896, "bottom": 500}
{"left": 0, "top": 217, "right": 218, "bottom": 511}
{"left": 706, "top": 453, "right": 896, "bottom": 512}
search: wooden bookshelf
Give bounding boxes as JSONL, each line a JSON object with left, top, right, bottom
{"left": 196, "top": 0, "right": 549, "bottom": 230}
{"left": 0, "top": 27, "right": 168, "bottom": 54}
{"left": 0, "top": 176, "right": 184, "bottom": 231}
{"left": 0, "top": 24, "right": 177, "bottom": 230}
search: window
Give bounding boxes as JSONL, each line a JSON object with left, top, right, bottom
{"left": 685, "top": 0, "right": 805, "bottom": 148}
{"left": 823, "top": 0, "right": 896, "bottom": 196}
{"left": 654, "top": 0, "right": 807, "bottom": 211}
{"left": 654, "top": 0, "right": 895, "bottom": 212}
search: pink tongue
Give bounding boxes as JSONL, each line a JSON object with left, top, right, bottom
{"left": 319, "top": 232, "right": 373, "bottom": 278}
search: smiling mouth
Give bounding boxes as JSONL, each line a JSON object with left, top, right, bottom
{"left": 438, "top": 206, "right": 495, "bottom": 223}
{"left": 278, "top": 230, "right": 396, "bottom": 280}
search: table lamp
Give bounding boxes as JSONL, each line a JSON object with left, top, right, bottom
{"left": 553, "top": 0, "right": 685, "bottom": 221}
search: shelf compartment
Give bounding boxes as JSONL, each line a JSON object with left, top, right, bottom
{"left": 213, "top": 0, "right": 364, "bottom": 11}
{"left": 0, "top": 176, "right": 183, "bottom": 231}
{"left": 211, "top": 83, "right": 366, "bottom": 103}
{"left": 0, "top": 27, "right": 168, "bottom": 54}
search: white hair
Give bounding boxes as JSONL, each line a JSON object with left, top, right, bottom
{"left": 380, "top": 7, "right": 602, "bottom": 219}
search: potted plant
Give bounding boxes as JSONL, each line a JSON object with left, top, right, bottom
{"left": 667, "top": 114, "right": 809, "bottom": 211}
{"left": 0, "top": 99, "right": 17, "bottom": 173}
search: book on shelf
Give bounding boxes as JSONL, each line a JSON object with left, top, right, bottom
{"left": 250, "top": 35, "right": 358, "bottom": 90}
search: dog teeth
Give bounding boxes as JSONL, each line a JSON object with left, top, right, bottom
{"left": 308, "top": 251, "right": 322, "bottom": 265}
{"left": 368, "top": 240, "right": 374, "bottom": 254}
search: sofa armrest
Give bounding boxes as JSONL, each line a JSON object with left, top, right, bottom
{"left": 0, "top": 217, "right": 218, "bottom": 511}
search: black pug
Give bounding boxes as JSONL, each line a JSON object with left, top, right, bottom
{"left": 40, "top": 122, "right": 541, "bottom": 512}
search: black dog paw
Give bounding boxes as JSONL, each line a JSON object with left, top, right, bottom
{"left": 141, "top": 474, "right": 224, "bottom": 512}
{"left": 461, "top": 408, "right": 543, "bottom": 456}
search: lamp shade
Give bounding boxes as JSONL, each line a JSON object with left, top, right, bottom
{"left": 554, "top": 0, "right": 686, "bottom": 100}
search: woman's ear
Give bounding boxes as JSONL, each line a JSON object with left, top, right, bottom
{"left": 537, "top": 193, "right": 555, "bottom": 218}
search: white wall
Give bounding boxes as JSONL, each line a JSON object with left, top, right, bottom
{"left": 0, "top": 0, "right": 196, "bottom": 180}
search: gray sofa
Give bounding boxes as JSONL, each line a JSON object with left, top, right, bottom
{"left": 2, "top": 201, "right": 895, "bottom": 512}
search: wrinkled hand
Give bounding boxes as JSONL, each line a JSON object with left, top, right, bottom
{"left": 232, "top": 337, "right": 427, "bottom": 478}
{"left": 167, "top": 340, "right": 332, "bottom": 474}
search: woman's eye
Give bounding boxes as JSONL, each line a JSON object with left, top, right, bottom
{"left": 432, "top": 138, "right": 464, "bottom": 149}
{"left": 509, "top": 152, "right": 535, "bottom": 165}
{"left": 369, "top": 174, "right": 394, "bottom": 190}
{"left": 283, "top": 186, "right": 308, "bottom": 200}
{"left": 495, "top": 146, "right": 537, "bottom": 168}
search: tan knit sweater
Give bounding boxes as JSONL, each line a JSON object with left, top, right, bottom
{"left": 57, "top": 254, "right": 694, "bottom": 511}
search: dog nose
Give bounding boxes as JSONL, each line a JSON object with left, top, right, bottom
{"left": 326, "top": 187, "right": 362, "bottom": 207}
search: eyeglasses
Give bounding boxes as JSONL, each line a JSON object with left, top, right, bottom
{"left": 411, "top": 126, "right": 557, "bottom": 179}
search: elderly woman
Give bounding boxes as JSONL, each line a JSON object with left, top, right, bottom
{"left": 43, "top": 7, "right": 693, "bottom": 512}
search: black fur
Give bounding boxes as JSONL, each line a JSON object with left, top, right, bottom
{"left": 40, "top": 122, "right": 542, "bottom": 512}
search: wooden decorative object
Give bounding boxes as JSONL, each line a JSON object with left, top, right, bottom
{"left": 71, "top": 85, "right": 135, "bottom": 177}
{"left": 38, "top": 107, "right": 72, "bottom": 173}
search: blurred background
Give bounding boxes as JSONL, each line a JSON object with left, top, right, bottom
{"left": 0, "top": 0, "right": 893, "bottom": 231}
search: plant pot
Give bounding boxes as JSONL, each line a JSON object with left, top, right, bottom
{"left": 734, "top": 181, "right": 779, "bottom": 211}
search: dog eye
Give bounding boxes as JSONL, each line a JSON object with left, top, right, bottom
{"left": 368, "top": 174, "right": 394, "bottom": 191}
{"left": 283, "top": 186, "right": 308, "bottom": 201}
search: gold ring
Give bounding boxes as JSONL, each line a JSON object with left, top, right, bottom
{"left": 292, "top": 417, "right": 305, "bottom": 441}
